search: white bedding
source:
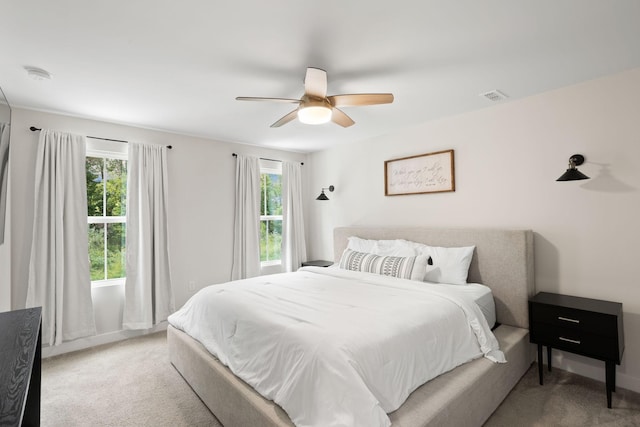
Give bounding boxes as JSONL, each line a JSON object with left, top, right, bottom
{"left": 422, "top": 280, "right": 497, "bottom": 328}
{"left": 168, "top": 266, "right": 505, "bottom": 427}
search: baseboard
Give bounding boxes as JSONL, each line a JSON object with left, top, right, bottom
{"left": 41, "top": 322, "right": 168, "bottom": 358}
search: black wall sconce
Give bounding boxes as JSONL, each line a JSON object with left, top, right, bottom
{"left": 556, "top": 154, "right": 590, "bottom": 181}
{"left": 316, "top": 185, "right": 335, "bottom": 200}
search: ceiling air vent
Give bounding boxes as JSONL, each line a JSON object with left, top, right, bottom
{"left": 480, "top": 90, "right": 508, "bottom": 102}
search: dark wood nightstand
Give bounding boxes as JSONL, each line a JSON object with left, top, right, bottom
{"left": 529, "top": 292, "right": 624, "bottom": 408}
{"left": 301, "top": 260, "right": 333, "bottom": 267}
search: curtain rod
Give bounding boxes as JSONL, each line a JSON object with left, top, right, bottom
{"left": 29, "top": 126, "right": 173, "bottom": 149}
{"left": 232, "top": 152, "right": 303, "bottom": 165}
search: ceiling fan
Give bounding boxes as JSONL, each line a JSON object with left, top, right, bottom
{"left": 236, "top": 67, "right": 394, "bottom": 128}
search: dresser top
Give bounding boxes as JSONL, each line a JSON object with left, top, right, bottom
{"left": 530, "top": 292, "right": 622, "bottom": 316}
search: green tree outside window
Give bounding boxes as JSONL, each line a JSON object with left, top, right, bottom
{"left": 87, "top": 156, "right": 127, "bottom": 282}
{"left": 260, "top": 172, "right": 282, "bottom": 263}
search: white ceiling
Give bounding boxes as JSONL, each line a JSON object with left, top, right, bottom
{"left": 2, "top": 1, "right": 639, "bottom": 153}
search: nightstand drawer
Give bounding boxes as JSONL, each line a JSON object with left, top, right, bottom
{"left": 530, "top": 322, "right": 620, "bottom": 362}
{"left": 530, "top": 303, "right": 618, "bottom": 337}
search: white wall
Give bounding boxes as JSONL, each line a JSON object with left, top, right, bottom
{"left": 2, "top": 107, "right": 308, "bottom": 354}
{"left": 307, "top": 68, "right": 640, "bottom": 393}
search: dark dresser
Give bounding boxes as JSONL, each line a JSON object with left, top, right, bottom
{"left": 0, "top": 307, "right": 42, "bottom": 426}
{"left": 529, "top": 292, "right": 624, "bottom": 408}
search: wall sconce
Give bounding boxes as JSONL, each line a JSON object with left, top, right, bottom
{"left": 556, "top": 154, "right": 590, "bottom": 181}
{"left": 316, "top": 185, "right": 335, "bottom": 200}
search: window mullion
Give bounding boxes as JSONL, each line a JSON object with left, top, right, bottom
{"left": 88, "top": 216, "right": 126, "bottom": 224}
{"left": 260, "top": 215, "right": 282, "bottom": 221}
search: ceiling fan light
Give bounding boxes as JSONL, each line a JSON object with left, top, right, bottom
{"left": 298, "top": 105, "right": 332, "bottom": 125}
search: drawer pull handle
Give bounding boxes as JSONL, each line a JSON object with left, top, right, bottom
{"left": 558, "top": 316, "right": 580, "bottom": 324}
{"left": 559, "top": 337, "right": 581, "bottom": 345}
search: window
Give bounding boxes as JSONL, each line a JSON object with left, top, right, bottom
{"left": 260, "top": 160, "right": 282, "bottom": 266}
{"left": 86, "top": 140, "right": 128, "bottom": 285}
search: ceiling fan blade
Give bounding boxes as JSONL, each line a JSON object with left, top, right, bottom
{"left": 331, "top": 108, "right": 355, "bottom": 128}
{"left": 270, "top": 109, "right": 299, "bottom": 128}
{"left": 304, "top": 67, "right": 327, "bottom": 98}
{"left": 236, "top": 96, "right": 301, "bottom": 103}
{"left": 328, "top": 93, "right": 394, "bottom": 107}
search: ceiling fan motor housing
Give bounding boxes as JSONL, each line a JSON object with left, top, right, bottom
{"left": 298, "top": 96, "right": 332, "bottom": 124}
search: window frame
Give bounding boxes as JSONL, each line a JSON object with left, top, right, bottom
{"left": 86, "top": 139, "right": 128, "bottom": 288}
{"left": 259, "top": 160, "right": 283, "bottom": 268}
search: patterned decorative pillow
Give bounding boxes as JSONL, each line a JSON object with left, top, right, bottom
{"left": 338, "top": 249, "right": 428, "bottom": 282}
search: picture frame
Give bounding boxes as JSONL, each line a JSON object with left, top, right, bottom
{"left": 384, "top": 149, "right": 455, "bottom": 196}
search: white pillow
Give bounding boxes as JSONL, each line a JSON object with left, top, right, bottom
{"left": 347, "top": 236, "right": 417, "bottom": 257}
{"left": 345, "top": 236, "right": 474, "bottom": 284}
{"left": 418, "top": 245, "right": 475, "bottom": 285}
{"left": 371, "top": 239, "right": 417, "bottom": 257}
{"left": 338, "top": 249, "right": 428, "bottom": 282}
{"left": 347, "top": 236, "right": 377, "bottom": 254}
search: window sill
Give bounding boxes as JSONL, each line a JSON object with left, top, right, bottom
{"left": 260, "top": 263, "right": 282, "bottom": 276}
{"left": 261, "top": 260, "right": 282, "bottom": 267}
{"left": 91, "top": 278, "right": 125, "bottom": 289}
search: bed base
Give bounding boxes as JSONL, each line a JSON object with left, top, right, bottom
{"left": 168, "top": 324, "right": 533, "bottom": 427}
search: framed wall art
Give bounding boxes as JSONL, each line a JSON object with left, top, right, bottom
{"left": 384, "top": 149, "right": 455, "bottom": 196}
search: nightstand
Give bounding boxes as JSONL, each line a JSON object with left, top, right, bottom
{"left": 301, "top": 260, "right": 333, "bottom": 267}
{"left": 529, "top": 292, "right": 624, "bottom": 408}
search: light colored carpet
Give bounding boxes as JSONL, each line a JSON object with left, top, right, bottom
{"left": 42, "top": 331, "right": 640, "bottom": 426}
{"left": 41, "top": 331, "right": 221, "bottom": 427}
{"left": 485, "top": 362, "right": 640, "bottom": 427}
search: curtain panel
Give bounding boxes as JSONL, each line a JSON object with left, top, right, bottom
{"left": 123, "top": 142, "right": 174, "bottom": 329}
{"left": 231, "top": 154, "right": 261, "bottom": 280}
{"left": 282, "top": 161, "right": 307, "bottom": 272}
{"left": 26, "top": 129, "right": 96, "bottom": 346}
{"left": 0, "top": 122, "right": 10, "bottom": 244}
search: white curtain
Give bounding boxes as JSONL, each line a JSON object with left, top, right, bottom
{"left": 26, "top": 129, "right": 96, "bottom": 346}
{"left": 231, "top": 154, "right": 261, "bottom": 280}
{"left": 0, "top": 122, "right": 9, "bottom": 244}
{"left": 123, "top": 142, "right": 174, "bottom": 329}
{"left": 282, "top": 161, "right": 307, "bottom": 272}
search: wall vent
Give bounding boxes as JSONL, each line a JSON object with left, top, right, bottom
{"left": 480, "top": 90, "right": 508, "bottom": 102}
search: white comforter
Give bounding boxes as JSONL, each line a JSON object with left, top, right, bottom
{"left": 168, "top": 266, "right": 505, "bottom": 427}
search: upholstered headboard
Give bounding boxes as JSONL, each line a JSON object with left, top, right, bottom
{"left": 333, "top": 227, "right": 535, "bottom": 329}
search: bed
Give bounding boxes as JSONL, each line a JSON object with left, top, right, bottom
{"left": 168, "top": 227, "right": 535, "bottom": 426}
